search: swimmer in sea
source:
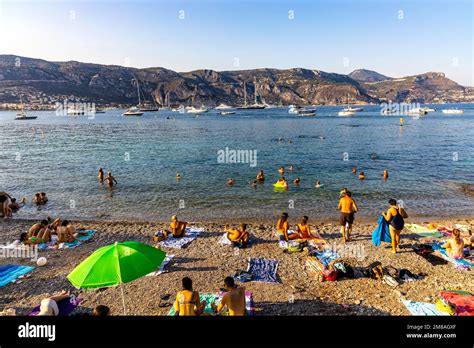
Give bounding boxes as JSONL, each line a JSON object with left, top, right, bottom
{"left": 383, "top": 170, "right": 389, "bottom": 181}
{"left": 278, "top": 166, "right": 285, "bottom": 176}
{"left": 40, "top": 192, "right": 48, "bottom": 203}
{"left": 256, "top": 170, "right": 265, "bottom": 182}
{"left": 315, "top": 180, "right": 322, "bottom": 188}
{"left": 293, "top": 177, "right": 300, "bottom": 185}
{"left": 370, "top": 153, "right": 377, "bottom": 160}
{"left": 98, "top": 168, "right": 104, "bottom": 183}
{"left": 105, "top": 172, "right": 118, "bottom": 187}
{"left": 276, "top": 177, "right": 288, "bottom": 189}
{"left": 289, "top": 165, "right": 294, "bottom": 172}
{"left": 352, "top": 167, "right": 357, "bottom": 175}
{"left": 176, "top": 173, "right": 182, "bottom": 181}
{"left": 359, "top": 172, "right": 366, "bottom": 180}
{"left": 227, "top": 178, "right": 235, "bottom": 186}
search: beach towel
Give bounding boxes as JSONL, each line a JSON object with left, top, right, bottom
{"left": 159, "top": 227, "right": 203, "bottom": 249}
{"left": 440, "top": 291, "right": 474, "bottom": 316}
{"left": 431, "top": 243, "right": 473, "bottom": 269}
{"left": 146, "top": 255, "right": 174, "bottom": 276}
{"left": 0, "top": 264, "right": 34, "bottom": 287}
{"left": 402, "top": 300, "right": 449, "bottom": 316}
{"left": 29, "top": 297, "right": 82, "bottom": 316}
{"left": 167, "top": 292, "right": 254, "bottom": 316}
{"left": 372, "top": 215, "right": 392, "bottom": 246}
{"left": 246, "top": 258, "right": 279, "bottom": 283}
{"left": 405, "top": 224, "right": 444, "bottom": 238}
{"left": 38, "top": 229, "right": 96, "bottom": 251}
{"left": 313, "top": 249, "right": 340, "bottom": 268}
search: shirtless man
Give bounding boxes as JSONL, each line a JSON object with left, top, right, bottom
{"left": 211, "top": 277, "right": 246, "bottom": 316}
{"left": 56, "top": 220, "right": 77, "bottom": 243}
{"left": 105, "top": 172, "right": 118, "bottom": 188}
{"left": 164, "top": 215, "right": 187, "bottom": 238}
{"left": 0, "top": 192, "right": 12, "bottom": 217}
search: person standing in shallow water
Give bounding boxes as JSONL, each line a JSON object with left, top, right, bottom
{"left": 105, "top": 171, "right": 117, "bottom": 188}
{"left": 98, "top": 168, "right": 104, "bottom": 183}
{"left": 382, "top": 199, "right": 408, "bottom": 253}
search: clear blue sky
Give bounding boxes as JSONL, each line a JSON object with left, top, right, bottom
{"left": 0, "top": 0, "right": 472, "bottom": 85}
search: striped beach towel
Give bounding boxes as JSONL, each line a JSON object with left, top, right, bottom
{"left": 402, "top": 300, "right": 449, "bottom": 316}
{"left": 29, "top": 297, "right": 82, "bottom": 316}
{"left": 38, "top": 229, "right": 96, "bottom": 251}
{"left": 159, "top": 227, "right": 204, "bottom": 249}
{"left": 246, "top": 258, "right": 279, "bottom": 283}
{"left": 0, "top": 264, "right": 34, "bottom": 287}
{"left": 146, "top": 255, "right": 174, "bottom": 276}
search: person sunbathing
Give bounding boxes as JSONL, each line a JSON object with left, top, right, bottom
{"left": 27, "top": 220, "right": 49, "bottom": 238}
{"left": 277, "top": 212, "right": 298, "bottom": 241}
{"left": 164, "top": 215, "right": 187, "bottom": 238}
{"left": 56, "top": 220, "right": 77, "bottom": 243}
{"left": 20, "top": 229, "right": 51, "bottom": 244}
{"left": 296, "top": 216, "right": 318, "bottom": 239}
{"left": 442, "top": 229, "right": 465, "bottom": 259}
{"left": 173, "top": 277, "right": 206, "bottom": 316}
{"left": 256, "top": 170, "right": 265, "bottom": 182}
{"left": 225, "top": 223, "right": 249, "bottom": 248}
{"left": 37, "top": 291, "right": 71, "bottom": 316}
{"left": 211, "top": 277, "right": 246, "bottom": 316}
{"left": 48, "top": 217, "right": 62, "bottom": 232}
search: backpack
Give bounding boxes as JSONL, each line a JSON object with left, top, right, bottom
{"left": 367, "top": 261, "right": 384, "bottom": 280}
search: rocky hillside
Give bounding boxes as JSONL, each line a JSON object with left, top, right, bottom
{"left": 348, "top": 69, "right": 392, "bottom": 83}
{"left": 0, "top": 55, "right": 470, "bottom": 106}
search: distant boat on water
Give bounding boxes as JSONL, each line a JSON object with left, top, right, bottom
{"left": 187, "top": 105, "right": 208, "bottom": 114}
{"left": 442, "top": 108, "right": 464, "bottom": 114}
{"left": 237, "top": 79, "right": 266, "bottom": 110}
{"left": 338, "top": 95, "right": 360, "bottom": 116}
{"left": 219, "top": 111, "right": 235, "bottom": 116}
{"left": 215, "top": 103, "right": 234, "bottom": 110}
{"left": 289, "top": 105, "right": 316, "bottom": 116}
{"left": 15, "top": 97, "right": 37, "bottom": 120}
{"left": 407, "top": 107, "right": 428, "bottom": 116}
{"left": 123, "top": 106, "right": 144, "bottom": 116}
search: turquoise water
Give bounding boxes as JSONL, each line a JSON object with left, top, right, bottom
{"left": 0, "top": 104, "right": 473, "bottom": 222}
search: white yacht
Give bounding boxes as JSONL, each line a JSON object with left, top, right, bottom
{"left": 442, "top": 108, "right": 464, "bottom": 114}
{"left": 215, "top": 103, "right": 234, "bottom": 110}
{"left": 187, "top": 105, "right": 208, "bottom": 114}
{"left": 123, "top": 106, "right": 144, "bottom": 116}
{"left": 338, "top": 110, "right": 355, "bottom": 116}
{"left": 407, "top": 108, "right": 428, "bottom": 116}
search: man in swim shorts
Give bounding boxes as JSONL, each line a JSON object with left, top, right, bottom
{"left": 338, "top": 191, "right": 358, "bottom": 243}
{"left": 164, "top": 215, "right": 187, "bottom": 238}
{"left": 211, "top": 277, "right": 246, "bottom": 316}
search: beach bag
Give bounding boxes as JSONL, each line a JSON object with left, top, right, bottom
{"left": 390, "top": 209, "right": 405, "bottom": 230}
{"left": 287, "top": 241, "right": 304, "bottom": 253}
{"left": 367, "top": 261, "right": 384, "bottom": 280}
{"left": 332, "top": 261, "right": 355, "bottom": 279}
{"left": 322, "top": 269, "right": 338, "bottom": 282}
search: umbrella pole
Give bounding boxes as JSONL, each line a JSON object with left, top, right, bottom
{"left": 120, "top": 283, "right": 127, "bottom": 315}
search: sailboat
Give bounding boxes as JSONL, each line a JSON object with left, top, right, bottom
{"left": 15, "top": 97, "right": 37, "bottom": 120}
{"left": 237, "top": 79, "right": 266, "bottom": 110}
{"left": 186, "top": 88, "right": 208, "bottom": 114}
{"left": 159, "top": 92, "right": 172, "bottom": 111}
{"left": 123, "top": 78, "right": 144, "bottom": 116}
{"left": 338, "top": 95, "right": 356, "bottom": 116}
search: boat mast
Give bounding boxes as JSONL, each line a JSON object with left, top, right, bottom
{"left": 136, "top": 79, "right": 141, "bottom": 106}
{"left": 243, "top": 81, "right": 247, "bottom": 107}
{"left": 254, "top": 77, "right": 258, "bottom": 104}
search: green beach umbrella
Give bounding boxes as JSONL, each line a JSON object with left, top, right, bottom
{"left": 67, "top": 241, "right": 166, "bottom": 314}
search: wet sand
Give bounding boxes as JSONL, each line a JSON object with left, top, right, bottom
{"left": 0, "top": 217, "right": 472, "bottom": 316}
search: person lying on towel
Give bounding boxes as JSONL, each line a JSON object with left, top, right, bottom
{"left": 174, "top": 277, "right": 206, "bottom": 316}
{"left": 164, "top": 215, "right": 187, "bottom": 239}
{"left": 211, "top": 277, "right": 246, "bottom": 316}
{"left": 442, "top": 229, "right": 465, "bottom": 259}
{"left": 225, "top": 223, "right": 249, "bottom": 248}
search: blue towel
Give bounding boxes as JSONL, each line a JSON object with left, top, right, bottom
{"left": 246, "top": 258, "right": 279, "bottom": 283}
{"left": 402, "top": 300, "right": 449, "bottom": 316}
{"left": 0, "top": 264, "right": 34, "bottom": 287}
{"left": 313, "top": 249, "right": 339, "bottom": 268}
{"left": 372, "top": 215, "right": 392, "bottom": 246}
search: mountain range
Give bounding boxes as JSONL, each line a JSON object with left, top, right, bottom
{"left": 0, "top": 55, "right": 471, "bottom": 107}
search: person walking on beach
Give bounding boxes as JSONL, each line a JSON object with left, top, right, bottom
{"left": 173, "top": 277, "right": 206, "bottom": 316}
{"left": 338, "top": 191, "right": 358, "bottom": 243}
{"left": 211, "top": 277, "right": 246, "bottom": 316}
{"left": 105, "top": 172, "right": 117, "bottom": 187}
{"left": 382, "top": 199, "right": 408, "bottom": 253}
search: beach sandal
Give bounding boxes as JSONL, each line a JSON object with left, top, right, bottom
{"left": 158, "top": 302, "right": 171, "bottom": 308}
{"left": 383, "top": 274, "right": 399, "bottom": 287}
{"left": 160, "top": 294, "right": 171, "bottom": 301}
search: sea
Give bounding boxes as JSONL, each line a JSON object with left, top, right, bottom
{"left": 0, "top": 104, "right": 473, "bottom": 222}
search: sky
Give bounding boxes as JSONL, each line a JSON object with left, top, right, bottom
{"left": 0, "top": 0, "right": 472, "bottom": 85}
